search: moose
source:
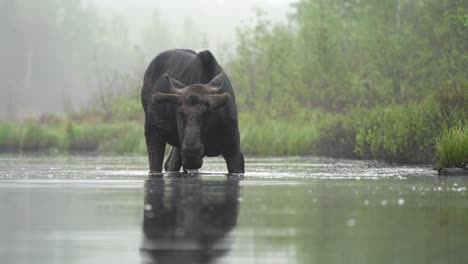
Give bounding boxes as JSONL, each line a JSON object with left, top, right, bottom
{"left": 141, "top": 49, "right": 244, "bottom": 174}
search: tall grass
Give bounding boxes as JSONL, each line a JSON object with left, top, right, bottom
{"left": 239, "top": 92, "right": 466, "bottom": 166}
{"left": 0, "top": 120, "right": 145, "bottom": 154}
{"left": 0, "top": 122, "right": 61, "bottom": 151}
{"left": 435, "top": 125, "right": 468, "bottom": 169}
{"left": 0, "top": 87, "right": 465, "bottom": 169}
{"left": 239, "top": 111, "right": 325, "bottom": 156}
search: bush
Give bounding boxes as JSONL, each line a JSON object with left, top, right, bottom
{"left": 353, "top": 101, "right": 442, "bottom": 163}
{"left": 313, "top": 112, "right": 362, "bottom": 159}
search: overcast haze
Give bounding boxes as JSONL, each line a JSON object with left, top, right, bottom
{"left": 93, "top": 0, "right": 292, "bottom": 45}
{"left": 0, "top": 0, "right": 293, "bottom": 118}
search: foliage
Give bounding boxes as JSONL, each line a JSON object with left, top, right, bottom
{"left": 0, "top": 119, "right": 145, "bottom": 154}
{"left": 226, "top": 0, "right": 468, "bottom": 167}
{"left": 316, "top": 88, "right": 467, "bottom": 164}
{"left": 436, "top": 125, "right": 468, "bottom": 169}
{"left": 229, "top": 0, "right": 468, "bottom": 112}
{"left": 353, "top": 101, "right": 442, "bottom": 163}
{"left": 239, "top": 111, "right": 324, "bottom": 155}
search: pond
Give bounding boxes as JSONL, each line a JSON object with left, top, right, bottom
{"left": 0, "top": 156, "right": 467, "bottom": 264}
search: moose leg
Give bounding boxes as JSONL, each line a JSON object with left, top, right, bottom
{"left": 223, "top": 151, "right": 245, "bottom": 174}
{"left": 145, "top": 124, "right": 166, "bottom": 173}
{"left": 164, "top": 147, "right": 182, "bottom": 172}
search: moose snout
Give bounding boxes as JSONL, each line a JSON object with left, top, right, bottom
{"left": 182, "top": 145, "right": 204, "bottom": 158}
{"left": 182, "top": 143, "right": 204, "bottom": 170}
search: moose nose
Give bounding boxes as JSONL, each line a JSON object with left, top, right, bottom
{"left": 182, "top": 143, "right": 204, "bottom": 170}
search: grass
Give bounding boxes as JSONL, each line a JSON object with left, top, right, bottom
{"left": 0, "top": 88, "right": 466, "bottom": 169}
{"left": 239, "top": 111, "right": 325, "bottom": 156}
{"left": 0, "top": 120, "right": 145, "bottom": 154}
{"left": 435, "top": 125, "right": 468, "bottom": 169}
{"left": 0, "top": 122, "right": 61, "bottom": 151}
{"left": 241, "top": 93, "right": 466, "bottom": 166}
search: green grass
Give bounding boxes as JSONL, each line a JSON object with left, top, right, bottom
{"left": 0, "top": 89, "right": 466, "bottom": 169}
{"left": 239, "top": 111, "right": 328, "bottom": 156}
{"left": 435, "top": 125, "right": 468, "bottom": 169}
{"left": 0, "top": 122, "right": 62, "bottom": 151}
{"left": 0, "top": 120, "right": 145, "bottom": 154}
{"left": 240, "top": 94, "right": 466, "bottom": 166}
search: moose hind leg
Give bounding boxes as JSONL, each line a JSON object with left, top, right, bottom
{"left": 164, "top": 147, "right": 182, "bottom": 172}
{"left": 145, "top": 124, "right": 166, "bottom": 173}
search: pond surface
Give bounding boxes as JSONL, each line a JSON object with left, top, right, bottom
{"left": 0, "top": 156, "right": 467, "bottom": 264}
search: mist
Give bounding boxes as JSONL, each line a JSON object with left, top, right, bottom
{"left": 0, "top": 0, "right": 293, "bottom": 119}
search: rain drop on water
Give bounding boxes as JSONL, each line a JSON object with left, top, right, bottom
{"left": 346, "top": 218, "right": 356, "bottom": 227}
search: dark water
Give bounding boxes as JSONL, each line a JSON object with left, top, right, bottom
{"left": 0, "top": 156, "right": 467, "bottom": 264}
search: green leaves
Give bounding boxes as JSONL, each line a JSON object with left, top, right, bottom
{"left": 229, "top": 0, "right": 468, "bottom": 112}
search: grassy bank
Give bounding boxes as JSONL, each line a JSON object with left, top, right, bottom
{"left": 0, "top": 120, "right": 145, "bottom": 154}
{"left": 436, "top": 125, "right": 468, "bottom": 169}
{"left": 1, "top": 88, "right": 466, "bottom": 169}
{"left": 240, "top": 89, "right": 467, "bottom": 166}
{"left": 239, "top": 111, "right": 326, "bottom": 156}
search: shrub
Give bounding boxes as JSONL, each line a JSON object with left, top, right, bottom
{"left": 354, "top": 101, "right": 441, "bottom": 163}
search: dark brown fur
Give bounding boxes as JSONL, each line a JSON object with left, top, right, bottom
{"left": 141, "top": 49, "right": 244, "bottom": 173}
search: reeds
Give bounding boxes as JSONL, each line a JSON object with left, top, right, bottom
{"left": 0, "top": 121, "right": 145, "bottom": 154}
{"left": 435, "top": 125, "right": 468, "bottom": 169}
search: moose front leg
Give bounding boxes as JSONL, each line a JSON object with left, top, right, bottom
{"left": 145, "top": 124, "right": 166, "bottom": 173}
{"left": 223, "top": 151, "right": 245, "bottom": 174}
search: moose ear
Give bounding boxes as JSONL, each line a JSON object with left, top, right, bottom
{"left": 163, "top": 73, "right": 186, "bottom": 90}
{"left": 152, "top": 92, "right": 182, "bottom": 105}
{"left": 207, "top": 71, "right": 225, "bottom": 89}
{"left": 207, "top": 93, "right": 230, "bottom": 111}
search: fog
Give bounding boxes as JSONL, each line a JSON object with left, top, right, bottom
{"left": 0, "top": 0, "right": 293, "bottom": 118}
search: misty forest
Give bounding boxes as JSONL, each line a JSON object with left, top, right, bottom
{"left": 0, "top": 0, "right": 467, "bottom": 170}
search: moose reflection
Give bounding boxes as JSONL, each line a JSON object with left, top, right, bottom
{"left": 140, "top": 176, "right": 240, "bottom": 264}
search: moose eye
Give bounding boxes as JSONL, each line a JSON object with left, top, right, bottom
{"left": 202, "top": 101, "right": 210, "bottom": 112}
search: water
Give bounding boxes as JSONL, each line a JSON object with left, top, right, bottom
{"left": 1, "top": 156, "right": 467, "bottom": 264}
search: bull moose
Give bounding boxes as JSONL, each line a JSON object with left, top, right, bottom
{"left": 141, "top": 49, "right": 244, "bottom": 174}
